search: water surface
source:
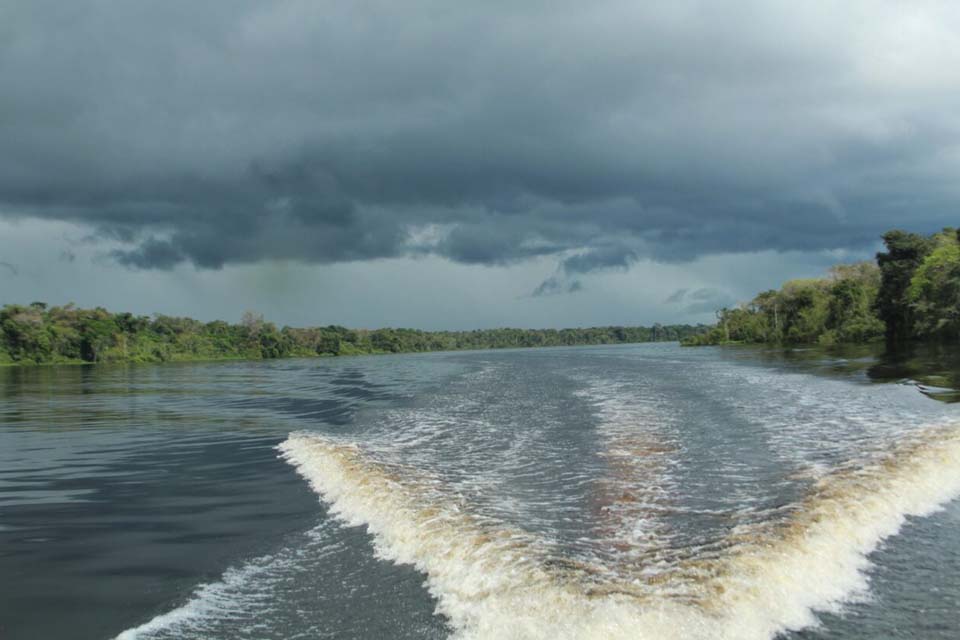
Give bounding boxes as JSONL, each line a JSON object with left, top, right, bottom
{"left": 1, "top": 344, "right": 959, "bottom": 639}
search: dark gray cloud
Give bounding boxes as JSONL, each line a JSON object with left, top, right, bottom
{"left": 0, "top": 261, "right": 18, "bottom": 276}
{"left": 530, "top": 276, "right": 583, "bottom": 298}
{"left": 561, "top": 246, "right": 639, "bottom": 275}
{"left": 530, "top": 244, "right": 639, "bottom": 296}
{"left": 664, "top": 287, "right": 737, "bottom": 314}
{"left": 2, "top": 1, "right": 960, "bottom": 273}
{"left": 664, "top": 288, "right": 689, "bottom": 304}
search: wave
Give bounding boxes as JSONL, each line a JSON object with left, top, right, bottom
{"left": 113, "top": 524, "right": 342, "bottom": 640}
{"left": 279, "top": 423, "right": 960, "bottom": 640}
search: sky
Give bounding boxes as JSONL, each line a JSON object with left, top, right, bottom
{"left": 2, "top": 1, "right": 959, "bottom": 329}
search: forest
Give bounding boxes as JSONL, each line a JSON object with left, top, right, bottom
{"left": 0, "top": 304, "right": 707, "bottom": 366}
{"left": 684, "top": 228, "right": 960, "bottom": 346}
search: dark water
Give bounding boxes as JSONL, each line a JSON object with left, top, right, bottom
{"left": 1, "top": 344, "right": 959, "bottom": 639}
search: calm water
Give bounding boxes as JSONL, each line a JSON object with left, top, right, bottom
{"left": 1, "top": 344, "right": 959, "bottom": 639}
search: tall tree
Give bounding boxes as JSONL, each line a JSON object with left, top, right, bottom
{"left": 876, "top": 230, "right": 933, "bottom": 345}
{"left": 907, "top": 229, "right": 960, "bottom": 340}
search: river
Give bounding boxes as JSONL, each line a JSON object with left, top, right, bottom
{"left": 2, "top": 343, "right": 959, "bottom": 639}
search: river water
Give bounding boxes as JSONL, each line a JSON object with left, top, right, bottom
{"left": 1, "top": 343, "right": 959, "bottom": 639}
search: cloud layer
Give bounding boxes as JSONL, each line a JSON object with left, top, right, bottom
{"left": 3, "top": 1, "right": 960, "bottom": 283}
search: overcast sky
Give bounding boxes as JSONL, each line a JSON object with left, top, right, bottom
{"left": 2, "top": 1, "right": 959, "bottom": 328}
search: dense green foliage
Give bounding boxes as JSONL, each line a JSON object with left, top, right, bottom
{"left": 902, "top": 230, "right": 960, "bottom": 340}
{"left": 0, "top": 303, "right": 708, "bottom": 366}
{"left": 683, "top": 262, "right": 885, "bottom": 346}
{"left": 876, "top": 230, "right": 935, "bottom": 343}
{"left": 685, "top": 227, "right": 960, "bottom": 347}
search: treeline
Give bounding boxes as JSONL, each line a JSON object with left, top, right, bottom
{"left": 684, "top": 227, "right": 960, "bottom": 346}
{"left": 0, "top": 304, "right": 708, "bottom": 365}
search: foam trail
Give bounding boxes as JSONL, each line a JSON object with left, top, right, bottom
{"left": 280, "top": 424, "right": 960, "bottom": 640}
{"left": 113, "top": 522, "right": 391, "bottom": 640}
{"left": 114, "top": 526, "right": 333, "bottom": 640}
{"left": 704, "top": 425, "right": 960, "bottom": 637}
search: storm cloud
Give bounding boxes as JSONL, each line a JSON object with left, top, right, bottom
{"left": 3, "top": 1, "right": 960, "bottom": 277}
{"left": 665, "top": 287, "right": 737, "bottom": 314}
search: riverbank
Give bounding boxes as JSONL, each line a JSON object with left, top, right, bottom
{"left": 0, "top": 302, "right": 709, "bottom": 367}
{"left": 684, "top": 228, "right": 960, "bottom": 348}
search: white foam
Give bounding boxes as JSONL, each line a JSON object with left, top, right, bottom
{"left": 115, "top": 561, "right": 271, "bottom": 640}
{"left": 279, "top": 424, "right": 960, "bottom": 640}
{"left": 114, "top": 524, "right": 343, "bottom": 640}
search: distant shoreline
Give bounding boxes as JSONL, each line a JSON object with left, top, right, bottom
{"left": 0, "top": 341, "right": 680, "bottom": 369}
{"left": 0, "top": 341, "right": 688, "bottom": 370}
{"left": 0, "top": 302, "right": 709, "bottom": 367}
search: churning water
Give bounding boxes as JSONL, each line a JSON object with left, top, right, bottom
{"left": 2, "top": 344, "right": 960, "bottom": 639}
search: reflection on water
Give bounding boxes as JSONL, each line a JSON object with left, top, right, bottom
{"left": 866, "top": 344, "right": 960, "bottom": 402}
{"left": 0, "top": 357, "right": 444, "bottom": 640}
{"left": 715, "top": 341, "right": 960, "bottom": 402}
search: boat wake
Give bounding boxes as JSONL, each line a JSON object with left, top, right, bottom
{"left": 279, "top": 424, "right": 960, "bottom": 640}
